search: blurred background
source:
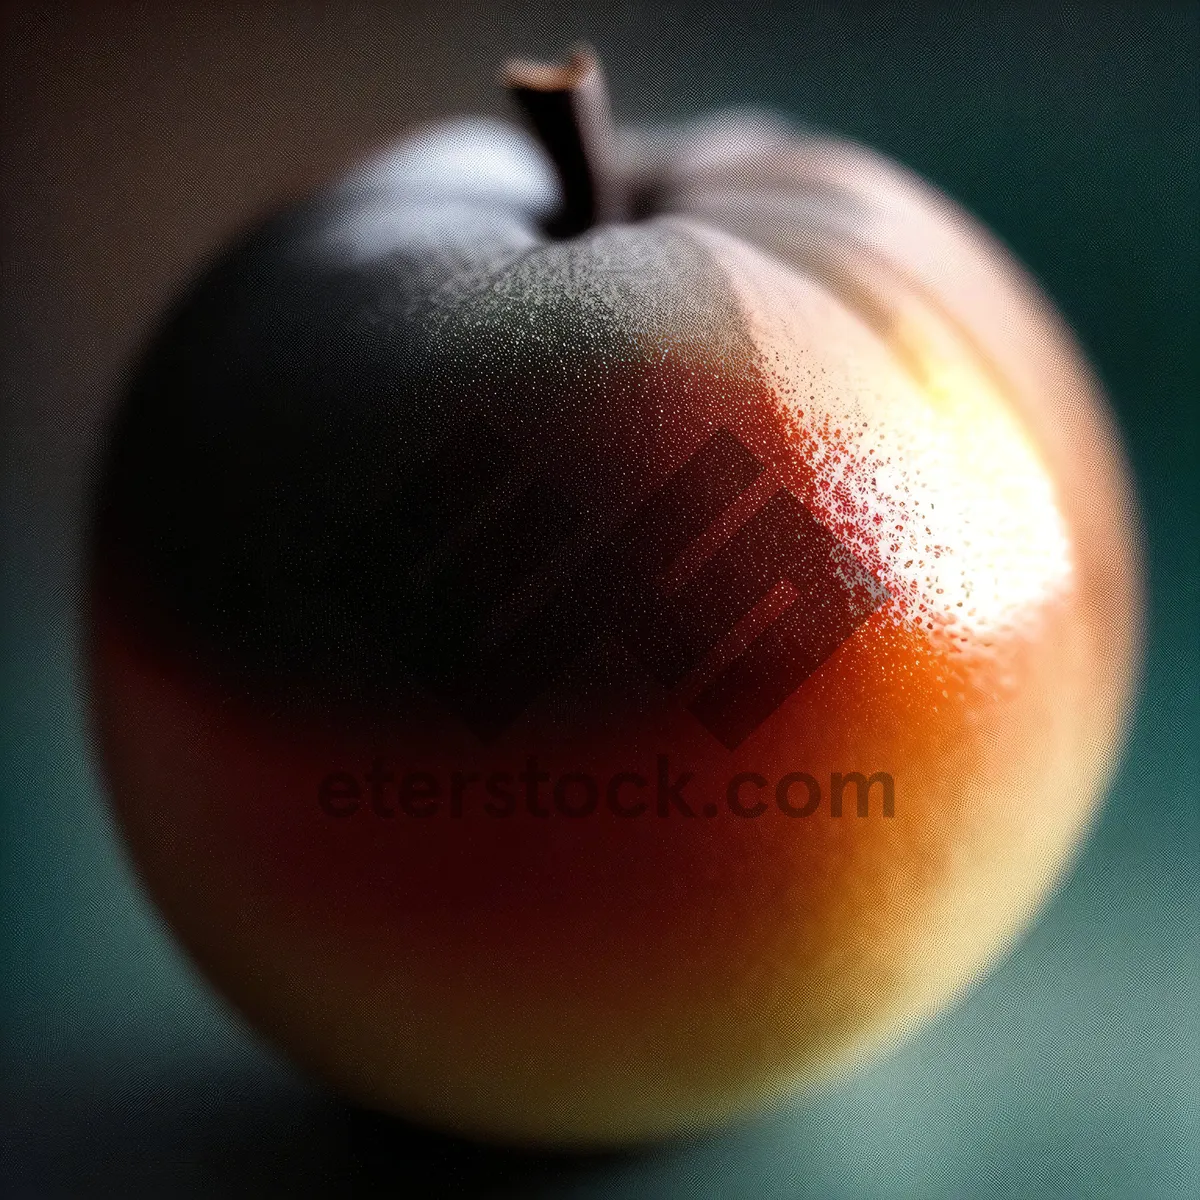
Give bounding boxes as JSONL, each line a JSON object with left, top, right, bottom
{"left": 2, "top": 2, "right": 1197, "bottom": 1196}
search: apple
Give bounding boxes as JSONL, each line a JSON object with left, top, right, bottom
{"left": 86, "top": 49, "right": 1141, "bottom": 1146}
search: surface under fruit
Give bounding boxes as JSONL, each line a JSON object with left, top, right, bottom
{"left": 87, "top": 78, "right": 1141, "bottom": 1146}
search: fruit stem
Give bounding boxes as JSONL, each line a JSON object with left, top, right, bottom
{"left": 502, "top": 46, "right": 622, "bottom": 236}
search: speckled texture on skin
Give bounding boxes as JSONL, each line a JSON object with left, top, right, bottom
{"left": 95, "top": 123, "right": 776, "bottom": 701}
{"left": 86, "top": 113, "right": 1141, "bottom": 1147}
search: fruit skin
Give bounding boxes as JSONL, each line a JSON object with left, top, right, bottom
{"left": 86, "top": 109, "right": 1141, "bottom": 1147}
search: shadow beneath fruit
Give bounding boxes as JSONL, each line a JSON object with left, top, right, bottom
{"left": 338, "top": 1104, "right": 640, "bottom": 1198}
{"left": 0, "top": 1063, "right": 657, "bottom": 1198}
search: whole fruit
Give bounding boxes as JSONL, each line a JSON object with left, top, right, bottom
{"left": 86, "top": 50, "right": 1141, "bottom": 1146}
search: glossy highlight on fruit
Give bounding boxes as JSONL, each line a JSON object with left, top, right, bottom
{"left": 86, "top": 50, "right": 1142, "bottom": 1147}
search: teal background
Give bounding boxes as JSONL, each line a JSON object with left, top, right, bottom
{"left": 2, "top": 3, "right": 1197, "bottom": 1195}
